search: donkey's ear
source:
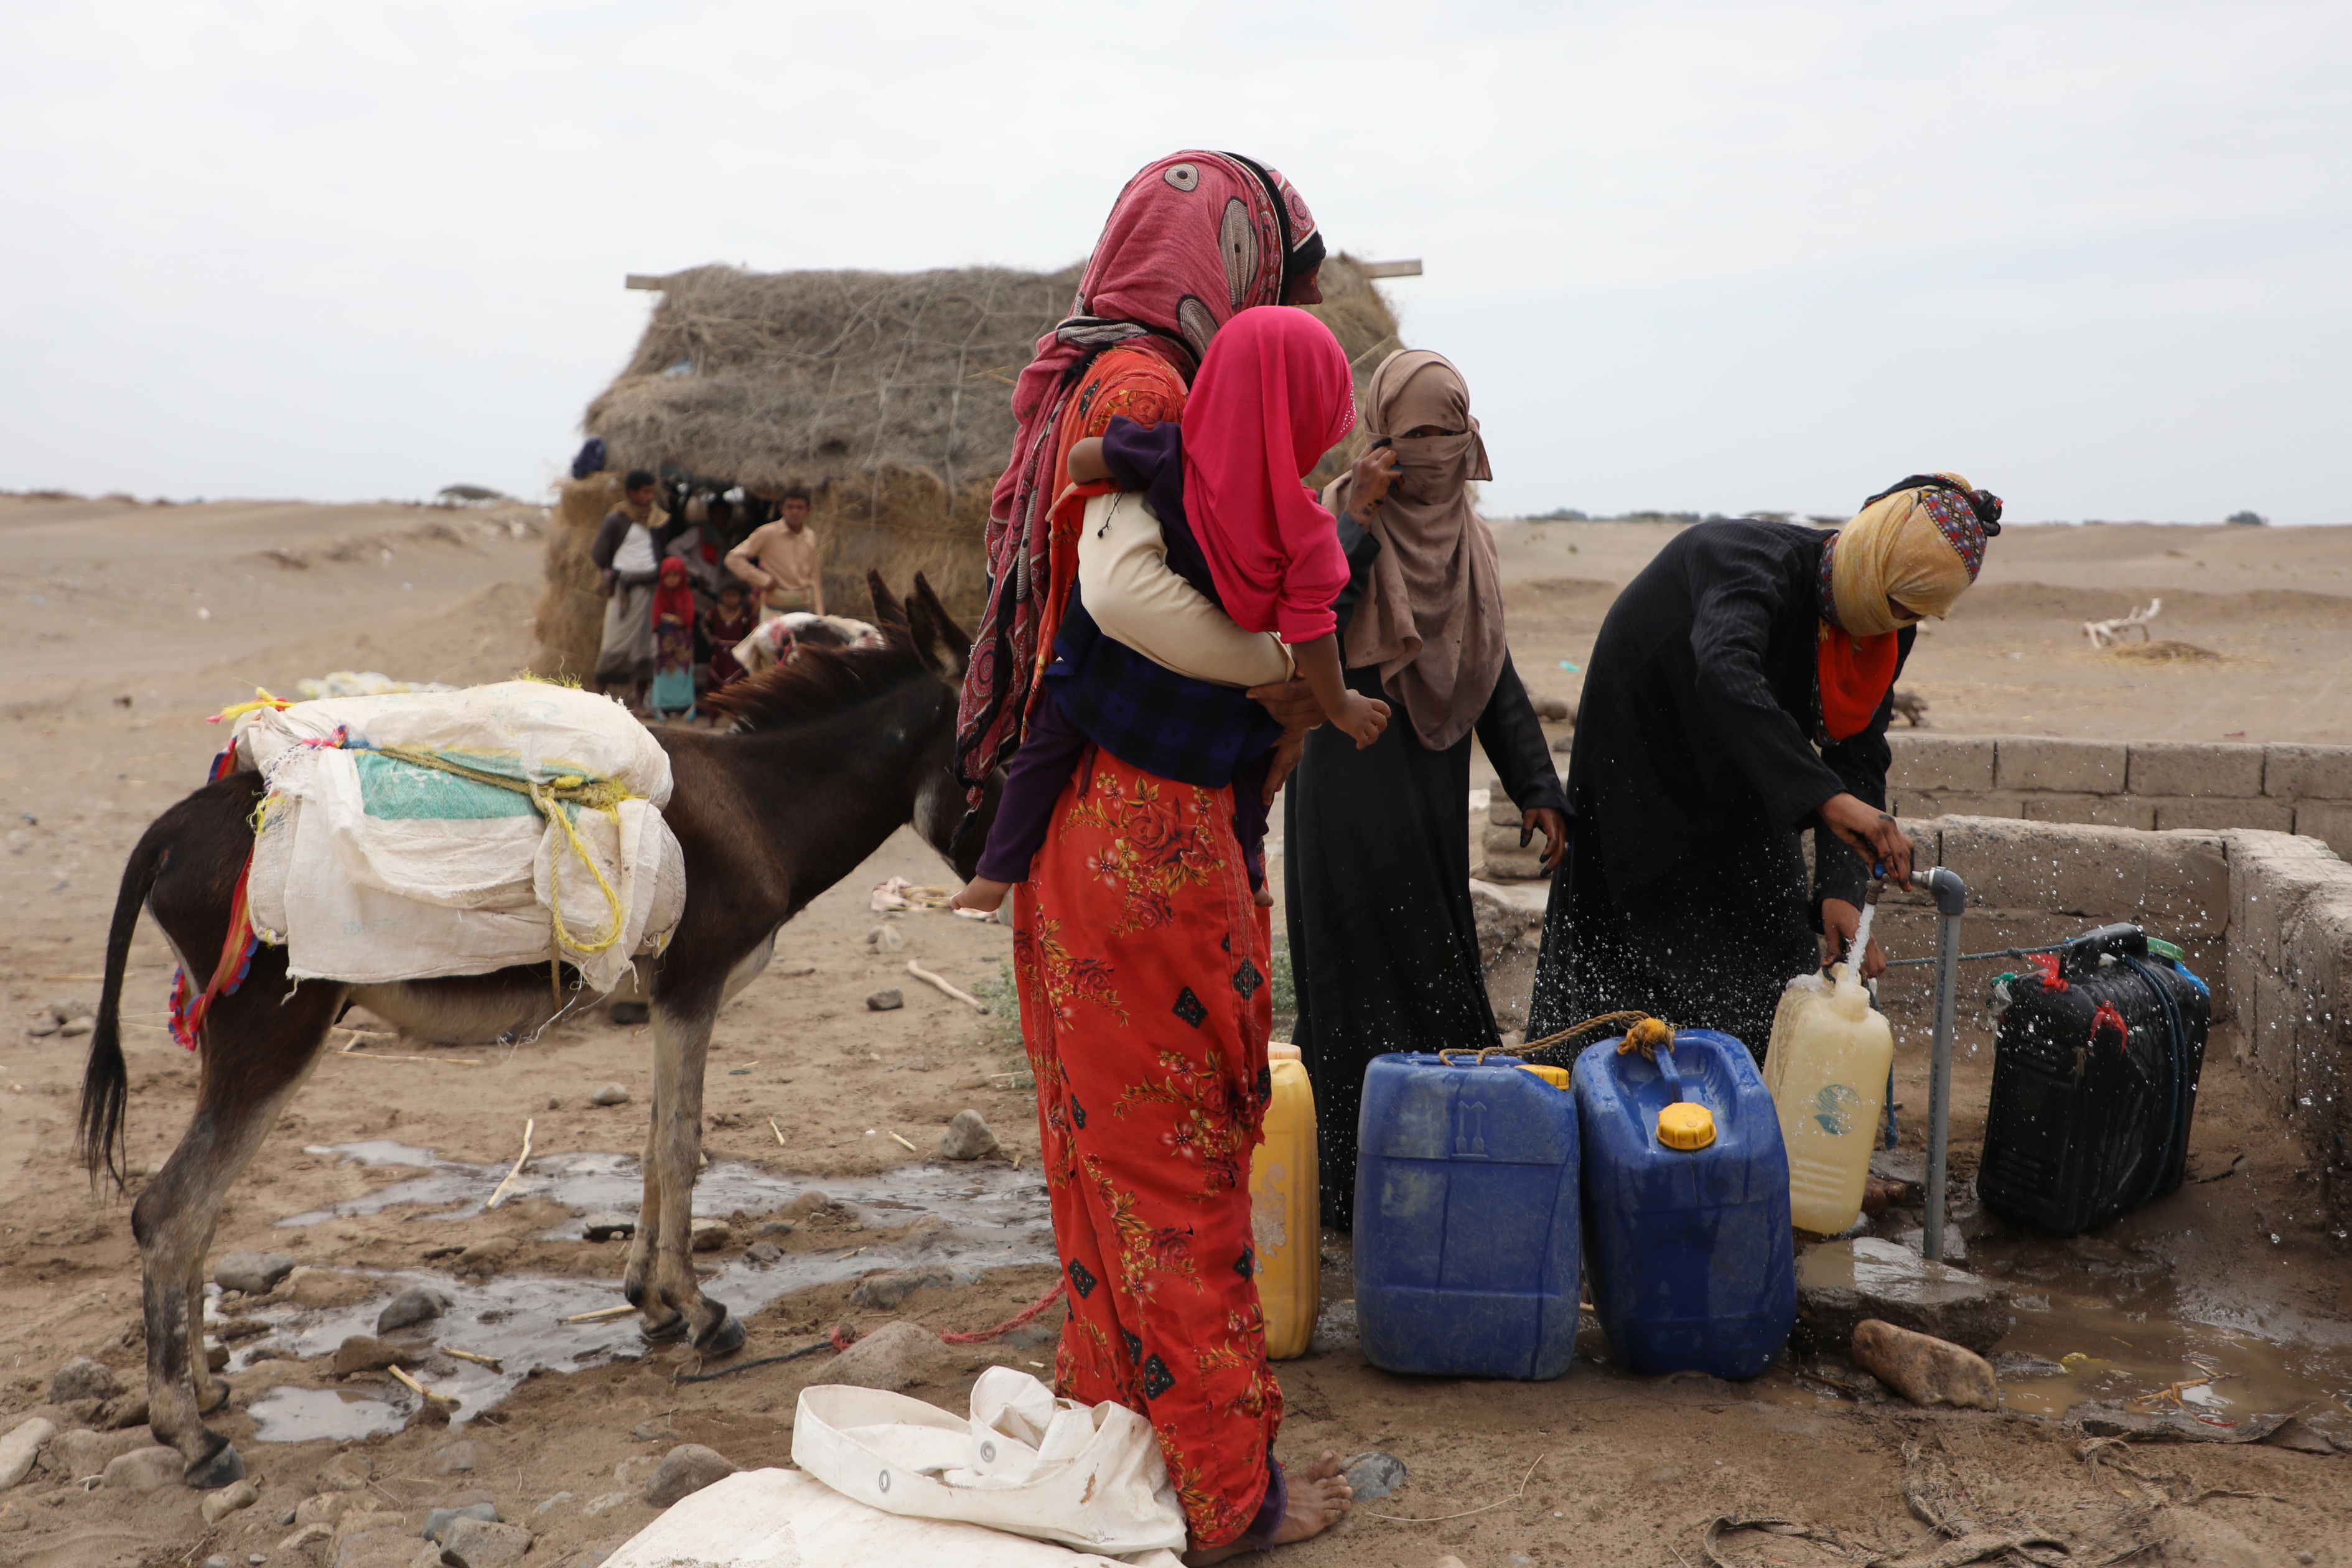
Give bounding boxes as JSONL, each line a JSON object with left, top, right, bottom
{"left": 867, "top": 571, "right": 910, "bottom": 640}
{"left": 910, "top": 572, "right": 968, "bottom": 681}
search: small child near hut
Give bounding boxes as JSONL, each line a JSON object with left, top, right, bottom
{"left": 953, "top": 306, "right": 1391, "bottom": 914}
{"left": 704, "top": 580, "right": 757, "bottom": 689}
{"left": 647, "top": 558, "right": 699, "bottom": 721}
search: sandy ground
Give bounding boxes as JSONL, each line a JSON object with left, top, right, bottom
{"left": 0, "top": 493, "right": 2346, "bottom": 1568}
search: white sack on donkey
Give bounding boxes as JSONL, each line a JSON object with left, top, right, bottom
{"left": 231, "top": 679, "right": 684, "bottom": 993}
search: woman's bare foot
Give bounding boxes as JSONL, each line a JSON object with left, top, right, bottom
{"left": 951, "top": 877, "right": 1010, "bottom": 913}
{"left": 1182, "top": 1452, "right": 1353, "bottom": 1562}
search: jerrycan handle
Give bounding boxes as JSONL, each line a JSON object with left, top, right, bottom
{"left": 1652, "top": 1043, "right": 1686, "bottom": 1106}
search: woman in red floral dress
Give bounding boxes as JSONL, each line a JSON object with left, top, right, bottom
{"left": 954, "top": 150, "right": 1353, "bottom": 1560}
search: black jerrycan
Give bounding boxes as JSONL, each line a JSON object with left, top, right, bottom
{"left": 1976, "top": 923, "right": 2211, "bottom": 1236}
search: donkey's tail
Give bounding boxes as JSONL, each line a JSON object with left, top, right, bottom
{"left": 80, "top": 814, "right": 174, "bottom": 1187}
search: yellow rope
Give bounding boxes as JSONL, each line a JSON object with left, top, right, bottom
{"left": 1517, "top": 1009, "right": 1659, "bottom": 1060}
{"left": 371, "top": 745, "right": 639, "bottom": 991}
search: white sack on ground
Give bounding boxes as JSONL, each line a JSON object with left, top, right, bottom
{"left": 233, "top": 682, "right": 684, "bottom": 992}
{"left": 791, "top": 1368, "right": 1186, "bottom": 1558}
{"left": 602, "top": 1468, "right": 1181, "bottom": 1568}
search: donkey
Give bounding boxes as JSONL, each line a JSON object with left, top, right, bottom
{"left": 77, "top": 573, "right": 999, "bottom": 1489}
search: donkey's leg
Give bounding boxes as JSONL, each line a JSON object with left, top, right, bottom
{"left": 134, "top": 981, "right": 339, "bottom": 1487}
{"left": 646, "top": 992, "right": 743, "bottom": 1353}
{"left": 622, "top": 1085, "right": 681, "bottom": 1340}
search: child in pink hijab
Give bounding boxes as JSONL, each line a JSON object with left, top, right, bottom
{"left": 954, "top": 307, "right": 1390, "bottom": 915}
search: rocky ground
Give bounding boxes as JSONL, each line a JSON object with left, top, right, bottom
{"left": 0, "top": 493, "right": 2346, "bottom": 1568}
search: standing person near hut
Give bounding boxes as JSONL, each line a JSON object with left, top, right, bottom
{"left": 1284, "top": 350, "right": 1569, "bottom": 1230}
{"left": 1525, "top": 475, "right": 2003, "bottom": 1057}
{"left": 952, "top": 150, "right": 1354, "bottom": 1560}
{"left": 646, "top": 558, "right": 699, "bottom": 721}
{"left": 589, "top": 469, "right": 663, "bottom": 708}
{"left": 725, "top": 486, "right": 825, "bottom": 619}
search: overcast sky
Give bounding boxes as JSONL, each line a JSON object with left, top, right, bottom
{"left": 6, "top": 0, "right": 2348, "bottom": 523}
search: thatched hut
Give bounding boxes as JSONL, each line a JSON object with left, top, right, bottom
{"left": 531, "top": 256, "right": 1401, "bottom": 676}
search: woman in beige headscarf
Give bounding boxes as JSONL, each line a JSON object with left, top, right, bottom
{"left": 1524, "top": 472, "right": 2001, "bottom": 1065}
{"left": 1286, "top": 349, "right": 1569, "bottom": 1230}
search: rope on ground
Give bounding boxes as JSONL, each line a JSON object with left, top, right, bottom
{"left": 938, "top": 1280, "right": 1064, "bottom": 1345}
{"left": 673, "top": 1323, "right": 859, "bottom": 1384}
{"left": 1357, "top": 1450, "right": 1545, "bottom": 1524}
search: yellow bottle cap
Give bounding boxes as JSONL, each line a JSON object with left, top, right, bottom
{"left": 1516, "top": 1063, "right": 1570, "bottom": 1090}
{"left": 1656, "top": 1102, "right": 1717, "bottom": 1150}
{"left": 1268, "top": 1042, "right": 1302, "bottom": 1062}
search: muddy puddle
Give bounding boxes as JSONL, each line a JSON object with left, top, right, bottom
{"left": 238, "top": 1144, "right": 1051, "bottom": 1440}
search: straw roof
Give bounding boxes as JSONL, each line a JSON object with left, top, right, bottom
{"left": 582, "top": 256, "right": 1405, "bottom": 497}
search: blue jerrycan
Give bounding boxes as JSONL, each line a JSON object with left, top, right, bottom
{"left": 1574, "top": 1027, "right": 1796, "bottom": 1379}
{"left": 1353, "top": 1051, "right": 1582, "bottom": 1380}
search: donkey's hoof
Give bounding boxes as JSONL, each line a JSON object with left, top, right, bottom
{"left": 184, "top": 1439, "right": 245, "bottom": 1490}
{"left": 609, "top": 1001, "right": 649, "bottom": 1026}
{"left": 693, "top": 1309, "right": 747, "bottom": 1356}
{"left": 639, "top": 1313, "right": 691, "bottom": 1344}
{"left": 196, "top": 1375, "right": 232, "bottom": 1414}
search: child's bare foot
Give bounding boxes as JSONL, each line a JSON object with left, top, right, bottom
{"left": 1182, "top": 1453, "right": 1353, "bottom": 1562}
{"left": 951, "top": 877, "right": 1010, "bottom": 913}
{"left": 1332, "top": 693, "right": 1391, "bottom": 749}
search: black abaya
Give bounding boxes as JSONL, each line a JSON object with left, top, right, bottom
{"left": 1526, "top": 520, "right": 1913, "bottom": 1053}
{"left": 1286, "top": 612, "right": 1565, "bottom": 1229}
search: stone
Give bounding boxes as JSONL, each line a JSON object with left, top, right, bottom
{"left": 1995, "top": 737, "right": 2127, "bottom": 794}
{"left": 614, "top": 1455, "right": 661, "bottom": 1487}
{"left": 333, "top": 1511, "right": 411, "bottom": 1567}
{"left": 1895, "top": 1226, "right": 1968, "bottom": 1266}
{"left": 849, "top": 1267, "right": 959, "bottom": 1310}
{"left": 58, "top": 1017, "right": 93, "bottom": 1037}
{"left": 101, "top": 1445, "right": 185, "bottom": 1494}
{"left": 334, "top": 1335, "right": 418, "bottom": 1378}
{"left": 827, "top": 1320, "right": 942, "bottom": 1391}
{"left": 319, "top": 1452, "right": 376, "bottom": 1491}
{"left": 1793, "top": 1238, "right": 2012, "bottom": 1355}
{"left": 589, "top": 1083, "right": 630, "bottom": 1106}
{"left": 939, "top": 1109, "right": 999, "bottom": 1161}
{"left": 215, "top": 1251, "right": 300, "bottom": 1295}
{"left": 0, "top": 1417, "right": 55, "bottom": 1490}
{"left": 2293, "top": 800, "right": 2352, "bottom": 859}
{"left": 1852, "top": 1318, "right": 1998, "bottom": 1409}
{"left": 688, "top": 1220, "right": 730, "bottom": 1253}
{"left": 866, "top": 988, "right": 904, "bottom": 1012}
{"left": 779, "top": 1191, "right": 834, "bottom": 1223}
{"left": 424, "top": 1503, "right": 500, "bottom": 1542}
{"left": 377, "top": 1287, "right": 452, "bottom": 1334}
{"left": 2020, "top": 793, "right": 2158, "bottom": 830}
{"left": 1992, "top": 1352, "right": 2067, "bottom": 1379}
{"left": 280, "top": 1526, "right": 335, "bottom": 1552}
{"left": 745, "top": 1242, "right": 782, "bottom": 1264}
{"left": 203, "top": 1557, "right": 230, "bottom": 1568}
{"left": 1343, "top": 1450, "right": 1407, "bottom": 1502}
{"left": 54, "top": 1426, "right": 148, "bottom": 1478}
{"left": 582, "top": 1491, "right": 633, "bottom": 1518}
{"left": 1887, "top": 734, "right": 1996, "bottom": 793}
{"left": 866, "top": 925, "right": 907, "bottom": 952}
{"left": 49, "top": 1356, "right": 119, "bottom": 1403}
{"left": 0, "top": 1504, "right": 30, "bottom": 1533}
{"left": 581, "top": 1213, "right": 636, "bottom": 1243}
{"left": 297, "top": 1493, "right": 363, "bottom": 1526}
{"left": 454, "top": 1238, "right": 517, "bottom": 1274}
{"left": 288, "top": 1267, "right": 378, "bottom": 1309}
{"left": 530, "top": 1493, "right": 572, "bottom": 1521}
{"left": 644, "top": 1444, "right": 739, "bottom": 1508}
{"left": 203, "top": 1479, "right": 261, "bottom": 1524}
{"left": 2129, "top": 741, "right": 2264, "bottom": 799}
{"left": 441, "top": 1519, "right": 531, "bottom": 1568}
{"left": 2152, "top": 795, "right": 2294, "bottom": 833}
{"left": 433, "top": 1440, "right": 479, "bottom": 1475}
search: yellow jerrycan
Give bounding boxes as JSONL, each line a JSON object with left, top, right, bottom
{"left": 1762, "top": 961, "right": 1893, "bottom": 1235}
{"left": 1249, "top": 1043, "right": 1320, "bottom": 1359}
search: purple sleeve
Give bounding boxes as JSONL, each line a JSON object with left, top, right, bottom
{"left": 974, "top": 696, "right": 1093, "bottom": 884}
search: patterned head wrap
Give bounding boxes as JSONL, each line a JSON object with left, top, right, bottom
{"left": 958, "top": 151, "right": 1314, "bottom": 796}
{"left": 1822, "top": 472, "right": 2002, "bottom": 637}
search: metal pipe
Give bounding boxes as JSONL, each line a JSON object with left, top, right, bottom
{"left": 1918, "top": 867, "right": 1968, "bottom": 1262}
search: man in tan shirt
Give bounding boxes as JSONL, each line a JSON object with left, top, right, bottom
{"left": 725, "top": 487, "right": 824, "bottom": 619}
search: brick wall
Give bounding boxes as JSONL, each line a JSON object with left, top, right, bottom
{"left": 1885, "top": 735, "right": 2352, "bottom": 853}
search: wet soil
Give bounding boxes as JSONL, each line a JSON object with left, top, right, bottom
{"left": 0, "top": 495, "right": 2346, "bottom": 1568}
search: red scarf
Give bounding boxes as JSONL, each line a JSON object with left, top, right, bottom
{"left": 652, "top": 559, "right": 695, "bottom": 626}
{"left": 1817, "top": 623, "right": 1899, "bottom": 741}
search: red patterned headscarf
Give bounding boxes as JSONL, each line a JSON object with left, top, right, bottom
{"left": 955, "top": 151, "right": 1318, "bottom": 798}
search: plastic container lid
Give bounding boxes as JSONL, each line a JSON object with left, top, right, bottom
{"left": 1269, "top": 1042, "right": 1302, "bottom": 1062}
{"left": 1655, "top": 1101, "right": 1716, "bottom": 1150}
{"left": 1516, "top": 1063, "right": 1570, "bottom": 1090}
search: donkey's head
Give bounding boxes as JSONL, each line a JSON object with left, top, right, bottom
{"left": 705, "top": 572, "right": 1000, "bottom": 882}
{"left": 870, "top": 572, "right": 1001, "bottom": 882}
